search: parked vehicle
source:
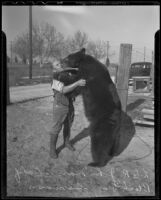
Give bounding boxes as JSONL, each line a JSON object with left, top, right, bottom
{"left": 129, "top": 62, "right": 152, "bottom": 85}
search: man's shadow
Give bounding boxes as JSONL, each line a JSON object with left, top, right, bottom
{"left": 57, "top": 111, "right": 135, "bottom": 159}
{"left": 57, "top": 128, "right": 89, "bottom": 154}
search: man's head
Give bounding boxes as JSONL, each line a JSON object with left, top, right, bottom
{"left": 52, "top": 60, "right": 63, "bottom": 72}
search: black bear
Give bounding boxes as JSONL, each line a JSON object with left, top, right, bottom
{"left": 61, "top": 48, "right": 126, "bottom": 167}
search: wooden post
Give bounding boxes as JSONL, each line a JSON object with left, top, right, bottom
{"left": 117, "top": 44, "right": 132, "bottom": 112}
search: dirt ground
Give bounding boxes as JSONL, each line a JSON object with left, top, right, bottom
{"left": 7, "top": 95, "right": 155, "bottom": 197}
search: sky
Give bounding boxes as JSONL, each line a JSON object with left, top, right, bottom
{"left": 2, "top": 5, "right": 160, "bottom": 62}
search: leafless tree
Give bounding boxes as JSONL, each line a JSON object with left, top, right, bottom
{"left": 86, "top": 39, "right": 107, "bottom": 60}
{"left": 32, "top": 22, "right": 45, "bottom": 63}
{"left": 68, "top": 30, "right": 88, "bottom": 52}
{"left": 13, "top": 22, "right": 66, "bottom": 64}
{"left": 12, "top": 32, "right": 30, "bottom": 63}
{"left": 13, "top": 23, "right": 114, "bottom": 65}
{"left": 32, "top": 22, "right": 65, "bottom": 62}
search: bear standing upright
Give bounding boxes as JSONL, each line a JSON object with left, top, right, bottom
{"left": 61, "top": 48, "right": 123, "bottom": 167}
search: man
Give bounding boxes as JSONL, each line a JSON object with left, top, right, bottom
{"left": 50, "top": 61, "right": 86, "bottom": 159}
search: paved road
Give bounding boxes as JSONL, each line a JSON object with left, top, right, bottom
{"left": 10, "top": 84, "right": 53, "bottom": 103}
{"left": 9, "top": 84, "right": 151, "bottom": 104}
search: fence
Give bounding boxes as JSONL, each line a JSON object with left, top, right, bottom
{"left": 8, "top": 63, "right": 52, "bottom": 86}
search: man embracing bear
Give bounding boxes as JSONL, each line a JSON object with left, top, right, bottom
{"left": 50, "top": 48, "right": 135, "bottom": 167}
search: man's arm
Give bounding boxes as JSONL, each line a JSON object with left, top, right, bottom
{"left": 51, "top": 79, "right": 86, "bottom": 94}
{"left": 62, "top": 79, "right": 86, "bottom": 94}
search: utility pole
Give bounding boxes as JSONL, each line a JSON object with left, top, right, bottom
{"left": 144, "top": 46, "right": 146, "bottom": 62}
{"left": 10, "top": 41, "right": 12, "bottom": 65}
{"left": 107, "top": 41, "right": 110, "bottom": 57}
{"left": 29, "top": 5, "right": 32, "bottom": 79}
{"left": 106, "top": 41, "right": 110, "bottom": 67}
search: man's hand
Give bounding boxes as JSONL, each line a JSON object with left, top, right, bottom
{"left": 76, "top": 79, "right": 86, "bottom": 87}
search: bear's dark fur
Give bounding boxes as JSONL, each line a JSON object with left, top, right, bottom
{"left": 61, "top": 48, "right": 123, "bottom": 167}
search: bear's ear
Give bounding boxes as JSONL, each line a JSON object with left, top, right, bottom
{"left": 80, "top": 48, "right": 86, "bottom": 54}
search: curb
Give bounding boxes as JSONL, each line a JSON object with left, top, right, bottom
{"left": 8, "top": 95, "right": 53, "bottom": 105}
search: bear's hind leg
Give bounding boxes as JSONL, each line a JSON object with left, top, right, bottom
{"left": 88, "top": 133, "right": 112, "bottom": 167}
{"left": 88, "top": 154, "right": 112, "bottom": 167}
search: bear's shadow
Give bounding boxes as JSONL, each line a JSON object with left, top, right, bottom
{"left": 57, "top": 111, "right": 135, "bottom": 159}
{"left": 127, "top": 98, "right": 145, "bottom": 112}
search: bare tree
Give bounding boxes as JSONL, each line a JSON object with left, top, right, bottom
{"left": 32, "top": 22, "right": 45, "bottom": 63}
{"left": 12, "top": 32, "right": 29, "bottom": 63}
{"left": 13, "top": 22, "right": 67, "bottom": 64}
{"left": 32, "top": 22, "right": 65, "bottom": 62}
{"left": 68, "top": 30, "right": 88, "bottom": 51}
{"left": 86, "top": 39, "right": 107, "bottom": 60}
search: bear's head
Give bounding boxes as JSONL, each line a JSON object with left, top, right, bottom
{"left": 61, "top": 48, "right": 86, "bottom": 70}
{"left": 61, "top": 48, "right": 111, "bottom": 83}
{"left": 60, "top": 48, "right": 100, "bottom": 81}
